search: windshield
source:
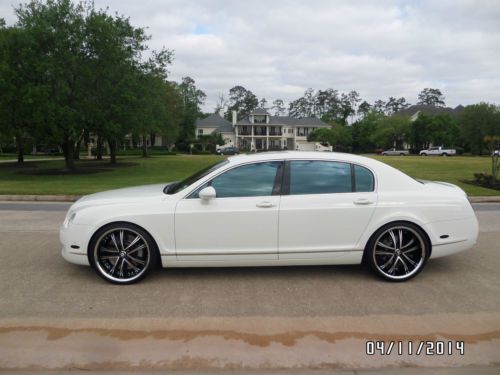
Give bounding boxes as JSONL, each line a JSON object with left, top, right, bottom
{"left": 164, "top": 160, "right": 229, "bottom": 195}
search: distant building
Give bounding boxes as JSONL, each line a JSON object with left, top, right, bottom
{"left": 195, "top": 108, "right": 331, "bottom": 152}
{"left": 397, "top": 104, "right": 464, "bottom": 121}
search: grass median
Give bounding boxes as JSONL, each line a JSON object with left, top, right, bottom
{"left": 0, "top": 153, "right": 498, "bottom": 196}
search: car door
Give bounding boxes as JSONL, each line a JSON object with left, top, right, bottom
{"left": 278, "top": 160, "right": 377, "bottom": 259}
{"left": 174, "top": 161, "right": 283, "bottom": 261}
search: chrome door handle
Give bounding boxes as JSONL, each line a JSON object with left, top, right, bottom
{"left": 353, "top": 198, "right": 373, "bottom": 205}
{"left": 256, "top": 201, "right": 274, "bottom": 208}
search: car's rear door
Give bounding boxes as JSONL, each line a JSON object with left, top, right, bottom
{"left": 278, "top": 160, "right": 377, "bottom": 259}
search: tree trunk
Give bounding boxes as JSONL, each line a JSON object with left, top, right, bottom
{"left": 62, "top": 139, "right": 76, "bottom": 171}
{"left": 142, "top": 134, "right": 148, "bottom": 157}
{"left": 15, "top": 132, "right": 24, "bottom": 163}
{"left": 96, "top": 135, "right": 103, "bottom": 160}
{"left": 108, "top": 139, "right": 117, "bottom": 165}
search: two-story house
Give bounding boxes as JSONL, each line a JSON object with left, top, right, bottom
{"left": 196, "top": 109, "right": 331, "bottom": 152}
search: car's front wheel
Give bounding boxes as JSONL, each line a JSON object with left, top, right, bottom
{"left": 89, "top": 223, "right": 159, "bottom": 284}
{"left": 366, "top": 222, "right": 430, "bottom": 282}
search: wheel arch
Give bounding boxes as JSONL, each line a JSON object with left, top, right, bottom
{"left": 361, "top": 219, "right": 432, "bottom": 264}
{"left": 87, "top": 220, "right": 161, "bottom": 267}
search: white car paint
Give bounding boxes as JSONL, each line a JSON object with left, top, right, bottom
{"left": 60, "top": 151, "right": 478, "bottom": 280}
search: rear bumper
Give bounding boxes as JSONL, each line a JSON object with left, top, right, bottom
{"left": 425, "top": 216, "right": 479, "bottom": 259}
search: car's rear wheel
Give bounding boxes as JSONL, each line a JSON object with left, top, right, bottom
{"left": 366, "top": 222, "right": 429, "bottom": 282}
{"left": 89, "top": 223, "right": 159, "bottom": 284}
{"left": 421, "top": 153, "right": 427, "bottom": 156}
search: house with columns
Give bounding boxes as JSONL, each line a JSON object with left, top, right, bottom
{"left": 195, "top": 108, "right": 332, "bottom": 152}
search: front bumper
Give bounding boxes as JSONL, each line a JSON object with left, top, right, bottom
{"left": 60, "top": 223, "right": 94, "bottom": 266}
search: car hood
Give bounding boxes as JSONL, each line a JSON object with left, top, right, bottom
{"left": 73, "top": 183, "right": 172, "bottom": 208}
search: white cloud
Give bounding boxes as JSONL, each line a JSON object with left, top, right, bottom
{"left": 2, "top": 0, "right": 499, "bottom": 111}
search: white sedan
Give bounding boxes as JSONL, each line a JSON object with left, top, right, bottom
{"left": 61, "top": 152, "right": 478, "bottom": 284}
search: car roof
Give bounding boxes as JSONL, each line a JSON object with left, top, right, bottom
{"left": 227, "top": 151, "right": 377, "bottom": 167}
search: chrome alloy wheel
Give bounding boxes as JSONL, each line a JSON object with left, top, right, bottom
{"left": 93, "top": 228, "right": 151, "bottom": 283}
{"left": 372, "top": 225, "right": 427, "bottom": 281}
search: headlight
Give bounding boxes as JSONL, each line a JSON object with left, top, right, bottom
{"left": 63, "top": 211, "right": 77, "bottom": 228}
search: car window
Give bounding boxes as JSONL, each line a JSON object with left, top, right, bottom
{"left": 190, "top": 162, "right": 281, "bottom": 198}
{"left": 354, "top": 165, "right": 375, "bottom": 192}
{"left": 290, "top": 160, "right": 352, "bottom": 195}
{"left": 166, "top": 160, "right": 229, "bottom": 195}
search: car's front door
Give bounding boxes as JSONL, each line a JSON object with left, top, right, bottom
{"left": 278, "top": 160, "right": 377, "bottom": 259}
{"left": 175, "top": 161, "right": 283, "bottom": 261}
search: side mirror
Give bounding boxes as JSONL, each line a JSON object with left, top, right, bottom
{"left": 199, "top": 186, "right": 216, "bottom": 201}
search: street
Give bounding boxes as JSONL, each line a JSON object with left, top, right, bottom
{"left": 0, "top": 202, "right": 499, "bottom": 371}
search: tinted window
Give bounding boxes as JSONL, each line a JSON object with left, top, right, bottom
{"left": 166, "top": 160, "right": 228, "bottom": 195}
{"left": 192, "top": 162, "right": 281, "bottom": 198}
{"left": 354, "top": 165, "right": 374, "bottom": 192}
{"left": 290, "top": 160, "right": 352, "bottom": 195}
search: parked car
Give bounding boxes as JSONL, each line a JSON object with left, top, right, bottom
{"left": 419, "top": 146, "right": 456, "bottom": 157}
{"left": 381, "top": 148, "right": 409, "bottom": 156}
{"left": 61, "top": 151, "right": 478, "bottom": 284}
{"left": 216, "top": 146, "right": 239, "bottom": 155}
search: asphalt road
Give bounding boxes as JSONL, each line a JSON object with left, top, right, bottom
{"left": 0, "top": 202, "right": 499, "bottom": 371}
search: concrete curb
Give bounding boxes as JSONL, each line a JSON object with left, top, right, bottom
{"left": 0, "top": 195, "right": 499, "bottom": 203}
{"left": 0, "top": 194, "right": 81, "bottom": 202}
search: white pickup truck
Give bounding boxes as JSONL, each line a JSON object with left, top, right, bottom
{"left": 419, "top": 146, "right": 456, "bottom": 157}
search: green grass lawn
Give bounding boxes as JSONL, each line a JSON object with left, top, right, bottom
{"left": 0, "top": 153, "right": 497, "bottom": 196}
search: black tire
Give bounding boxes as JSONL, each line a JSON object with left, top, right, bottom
{"left": 421, "top": 153, "right": 427, "bottom": 156}
{"left": 88, "top": 222, "right": 159, "bottom": 285}
{"left": 442, "top": 153, "right": 448, "bottom": 157}
{"left": 365, "top": 222, "right": 430, "bottom": 282}
{"left": 400, "top": 153, "right": 405, "bottom": 156}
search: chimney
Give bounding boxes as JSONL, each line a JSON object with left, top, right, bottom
{"left": 232, "top": 110, "right": 237, "bottom": 127}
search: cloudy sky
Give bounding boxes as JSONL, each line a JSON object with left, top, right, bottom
{"left": 2, "top": 0, "right": 499, "bottom": 112}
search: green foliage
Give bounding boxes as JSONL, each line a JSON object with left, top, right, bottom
{"left": 370, "top": 115, "right": 410, "bottom": 149}
{"left": 177, "top": 76, "right": 206, "bottom": 142}
{"left": 417, "top": 88, "right": 445, "bottom": 107}
{"left": 307, "top": 125, "right": 352, "bottom": 152}
{"left": 459, "top": 103, "right": 500, "bottom": 155}
{"left": 226, "top": 85, "right": 258, "bottom": 121}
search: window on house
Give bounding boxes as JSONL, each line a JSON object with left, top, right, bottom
{"left": 198, "top": 129, "right": 203, "bottom": 135}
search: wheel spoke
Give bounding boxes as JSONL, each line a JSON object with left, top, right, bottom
{"left": 101, "top": 247, "right": 119, "bottom": 253}
{"left": 399, "top": 256, "right": 409, "bottom": 273}
{"left": 101, "top": 255, "right": 119, "bottom": 260}
{"left": 377, "top": 241, "right": 395, "bottom": 250}
{"left": 388, "top": 230, "right": 398, "bottom": 249}
{"left": 402, "top": 252, "right": 417, "bottom": 267}
{"left": 388, "top": 257, "right": 399, "bottom": 274}
{"left": 119, "top": 230, "right": 125, "bottom": 251}
{"left": 124, "top": 235, "right": 141, "bottom": 251}
{"left": 398, "top": 229, "right": 403, "bottom": 248}
{"left": 110, "top": 234, "right": 120, "bottom": 251}
{"left": 109, "top": 256, "right": 120, "bottom": 275}
{"left": 402, "top": 246, "right": 419, "bottom": 254}
{"left": 127, "top": 243, "right": 146, "bottom": 255}
{"left": 127, "top": 254, "right": 145, "bottom": 266}
{"left": 380, "top": 254, "right": 396, "bottom": 270}
{"left": 375, "top": 250, "right": 394, "bottom": 256}
{"left": 119, "top": 258, "right": 125, "bottom": 278}
{"left": 124, "top": 258, "right": 140, "bottom": 272}
{"left": 401, "top": 237, "right": 415, "bottom": 249}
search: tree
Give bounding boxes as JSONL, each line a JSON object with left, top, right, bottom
{"left": 385, "top": 97, "right": 410, "bottom": 115}
{"left": 308, "top": 125, "right": 352, "bottom": 152}
{"left": 484, "top": 135, "right": 500, "bottom": 183}
{"left": 371, "top": 115, "right": 410, "bottom": 149}
{"left": 427, "top": 114, "right": 459, "bottom": 147}
{"left": 272, "top": 99, "right": 286, "bottom": 116}
{"left": 351, "top": 111, "right": 382, "bottom": 152}
{"left": 417, "top": 88, "right": 445, "bottom": 107}
{"left": 459, "top": 103, "right": 500, "bottom": 155}
{"left": 258, "top": 97, "right": 267, "bottom": 109}
{"left": 177, "top": 76, "right": 206, "bottom": 143}
{"left": 409, "top": 113, "right": 432, "bottom": 150}
{"left": 226, "top": 85, "right": 258, "bottom": 121}
{"left": 357, "top": 101, "right": 372, "bottom": 118}
{"left": 372, "top": 99, "right": 386, "bottom": 115}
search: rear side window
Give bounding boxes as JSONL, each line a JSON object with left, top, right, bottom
{"left": 290, "top": 160, "right": 352, "bottom": 195}
{"left": 354, "top": 165, "right": 375, "bottom": 192}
